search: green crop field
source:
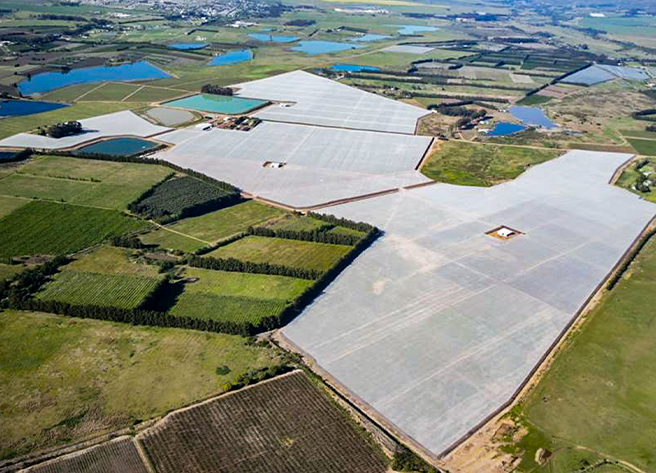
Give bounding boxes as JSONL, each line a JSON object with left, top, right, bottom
{"left": 265, "top": 214, "right": 326, "bottom": 232}
{"left": 8, "top": 156, "right": 171, "bottom": 209}
{"left": 0, "top": 263, "right": 24, "bottom": 282}
{"left": 0, "top": 195, "right": 28, "bottom": 219}
{"left": 0, "top": 310, "right": 284, "bottom": 459}
{"left": 170, "top": 292, "right": 287, "bottom": 324}
{"left": 79, "top": 82, "right": 142, "bottom": 102}
{"left": 421, "top": 141, "right": 563, "bottom": 186}
{"left": 123, "top": 86, "right": 189, "bottom": 103}
{"left": 0, "top": 201, "right": 150, "bottom": 258}
{"left": 507, "top": 237, "right": 656, "bottom": 472}
{"left": 620, "top": 129, "right": 656, "bottom": 140}
{"left": 40, "top": 83, "right": 104, "bottom": 102}
{"left": 65, "top": 246, "right": 160, "bottom": 277}
{"left": 180, "top": 267, "right": 312, "bottom": 301}
{"left": 628, "top": 138, "right": 656, "bottom": 156}
{"left": 208, "top": 236, "right": 351, "bottom": 272}
{"left": 166, "top": 200, "right": 284, "bottom": 242}
{"left": 0, "top": 102, "right": 143, "bottom": 140}
{"left": 327, "top": 226, "right": 366, "bottom": 239}
{"left": 139, "top": 227, "right": 206, "bottom": 252}
{"left": 37, "top": 272, "right": 161, "bottom": 309}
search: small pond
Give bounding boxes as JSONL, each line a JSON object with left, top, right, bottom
{"left": 291, "top": 41, "right": 362, "bottom": 56}
{"left": 509, "top": 106, "right": 556, "bottom": 129}
{"left": 353, "top": 33, "right": 392, "bottom": 42}
{"left": 0, "top": 99, "right": 68, "bottom": 117}
{"left": 487, "top": 122, "right": 526, "bottom": 137}
{"left": 248, "top": 33, "right": 300, "bottom": 43}
{"left": 18, "top": 61, "right": 171, "bottom": 96}
{"left": 78, "top": 138, "right": 159, "bottom": 157}
{"left": 391, "top": 24, "right": 439, "bottom": 35}
{"left": 168, "top": 43, "right": 208, "bottom": 50}
{"left": 331, "top": 64, "right": 380, "bottom": 72}
{"left": 208, "top": 49, "right": 253, "bottom": 66}
{"left": 166, "top": 94, "right": 268, "bottom": 114}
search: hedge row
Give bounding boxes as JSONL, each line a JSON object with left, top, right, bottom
{"left": 187, "top": 255, "right": 321, "bottom": 280}
{"left": 607, "top": 226, "right": 656, "bottom": 290}
{"left": 308, "top": 212, "right": 374, "bottom": 233}
{"left": 248, "top": 225, "right": 361, "bottom": 246}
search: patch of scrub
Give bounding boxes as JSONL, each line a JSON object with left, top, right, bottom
{"left": 77, "top": 138, "right": 159, "bottom": 157}
{"left": 146, "top": 107, "right": 195, "bottom": 126}
{"left": 248, "top": 33, "right": 300, "bottom": 43}
{"left": 509, "top": 106, "right": 557, "bottom": 130}
{"left": 18, "top": 61, "right": 171, "bottom": 96}
{"left": 0, "top": 99, "right": 68, "bottom": 117}
{"left": 291, "top": 41, "right": 362, "bottom": 56}
{"left": 208, "top": 49, "right": 253, "bottom": 66}
{"left": 165, "top": 94, "right": 268, "bottom": 114}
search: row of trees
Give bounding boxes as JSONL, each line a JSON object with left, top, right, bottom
{"left": 248, "top": 225, "right": 362, "bottom": 246}
{"left": 633, "top": 109, "right": 656, "bottom": 122}
{"left": 308, "top": 212, "right": 375, "bottom": 233}
{"left": 187, "top": 255, "right": 321, "bottom": 280}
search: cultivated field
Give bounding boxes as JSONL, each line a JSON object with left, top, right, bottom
{"left": 139, "top": 227, "right": 206, "bottom": 252}
{"left": 165, "top": 200, "right": 284, "bottom": 242}
{"left": 2, "top": 156, "right": 171, "bottom": 210}
{"left": 64, "top": 246, "right": 160, "bottom": 277}
{"left": 138, "top": 371, "right": 388, "bottom": 473}
{"left": 170, "top": 293, "right": 288, "bottom": 325}
{"left": 421, "top": 141, "right": 563, "bottom": 186}
{"left": 36, "top": 272, "right": 161, "bottom": 309}
{"left": 0, "top": 195, "right": 27, "bottom": 218}
{"left": 208, "top": 236, "right": 351, "bottom": 273}
{"left": 0, "top": 201, "right": 150, "bottom": 258}
{"left": 24, "top": 437, "right": 148, "bottom": 473}
{"left": 507, "top": 237, "right": 656, "bottom": 472}
{"left": 627, "top": 138, "right": 656, "bottom": 156}
{"left": 0, "top": 310, "right": 285, "bottom": 460}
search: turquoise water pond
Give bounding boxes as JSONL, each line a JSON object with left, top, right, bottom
{"left": 509, "top": 106, "right": 556, "bottom": 129}
{"left": 248, "top": 33, "right": 300, "bottom": 43}
{"left": 353, "top": 33, "right": 392, "bottom": 42}
{"left": 0, "top": 99, "right": 68, "bottom": 117}
{"left": 208, "top": 49, "right": 253, "bottom": 65}
{"left": 331, "top": 64, "right": 380, "bottom": 72}
{"left": 391, "top": 24, "right": 439, "bottom": 35}
{"left": 18, "top": 61, "right": 171, "bottom": 96}
{"left": 291, "top": 41, "right": 362, "bottom": 56}
{"left": 487, "top": 122, "right": 526, "bottom": 137}
{"left": 78, "top": 138, "right": 159, "bottom": 157}
{"left": 166, "top": 94, "right": 268, "bottom": 114}
{"left": 169, "top": 43, "right": 208, "bottom": 50}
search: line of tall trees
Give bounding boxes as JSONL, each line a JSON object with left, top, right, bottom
{"left": 187, "top": 255, "right": 321, "bottom": 280}
{"left": 248, "top": 225, "right": 362, "bottom": 246}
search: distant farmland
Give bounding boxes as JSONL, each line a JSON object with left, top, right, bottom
{"left": 138, "top": 371, "right": 388, "bottom": 473}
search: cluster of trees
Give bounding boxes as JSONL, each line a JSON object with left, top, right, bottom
{"left": 111, "top": 235, "right": 146, "bottom": 249}
{"left": 392, "top": 446, "right": 438, "bottom": 473}
{"left": 427, "top": 104, "right": 487, "bottom": 120}
{"left": 223, "top": 365, "right": 294, "bottom": 392}
{"left": 188, "top": 255, "right": 321, "bottom": 280}
{"left": 200, "top": 84, "right": 234, "bottom": 96}
{"left": 39, "top": 121, "right": 82, "bottom": 138}
{"left": 128, "top": 175, "right": 242, "bottom": 223}
{"left": 1, "top": 256, "right": 69, "bottom": 304}
{"left": 647, "top": 125, "right": 656, "bottom": 132}
{"left": 248, "top": 225, "right": 362, "bottom": 246}
{"left": 284, "top": 19, "right": 315, "bottom": 26}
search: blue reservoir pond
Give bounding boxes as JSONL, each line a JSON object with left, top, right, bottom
{"left": 353, "top": 33, "right": 392, "bottom": 42}
{"left": 390, "top": 24, "right": 439, "bottom": 35}
{"left": 166, "top": 94, "right": 268, "bottom": 114}
{"left": 208, "top": 49, "right": 253, "bottom": 65}
{"left": 248, "top": 33, "right": 300, "bottom": 43}
{"left": 509, "top": 105, "right": 557, "bottom": 129}
{"left": 168, "top": 43, "right": 208, "bottom": 50}
{"left": 18, "top": 61, "right": 171, "bottom": 96}
{"left": 487, "top": 122, "right": 526, "bottom": 137}
{"left": 291, "top": 41, "right": 363, "bottom": 56}
{"left": 0, "top": 99, "right": 68, "bottom": 117}
{"left": 77, "top": 138, "right": 159, "bottom": 157}
{"left": 331, "top": 64, "right": 380, "bottom": 72}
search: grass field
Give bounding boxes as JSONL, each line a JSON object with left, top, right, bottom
{"left": 0, "top": 102, "right": 143, "bottom": 140}
{"left": 208, "top": 236, "right": 351, "bottom": 272}
{"left": 264, "top": 214, "right": 326, "bottom": 232}
{"left": 0, "top": 201, "right": 150, "bottom": 258}
{"left": 6, "top": 156, "right": 171, "bottom": 209}
{"left": 420, "top": 141, "right": 563, "bottom": 186}
{"left": 506, "top": 237, "right": 656, "bottom": 472}
{"left": 166, "top": 200, "right": 284, "bottom": 242}
{"left": 139, "top": 227, "right": 206, "bottom": 252}
{"left": 0, "top": 310, "right": 284, "bottom": 460}
{"left": 40, "top": 83, "right": 105, "bottom": 102}
{"left": 123, "top": 86, "right": 189, "bottom": 103}
{"left": 65, "top": 246, "right": 160, "bottom": 277}
{"left": 37, "top": 272, "right": 162, "bottom": 309}
{"left": 0, "top": 195, "right": 28, "bottom": 218}
{"left": 79, "top": 82, "right": 142, "bottom": 102}
{"left": 627, "top": 137, "right": 656, "bottom": 156}
{"left": 619, "top": 129, "right": 656, "bottom": 140}
{"left": 170, "top": 293, "right": 288, "bottom": 324}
